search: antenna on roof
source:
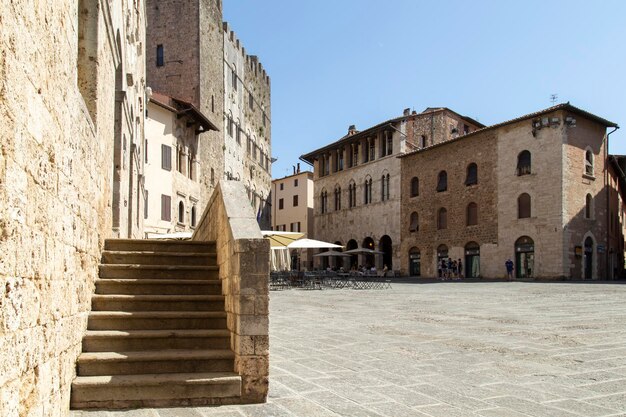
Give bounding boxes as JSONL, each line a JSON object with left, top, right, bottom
{"left": 550, "top": 94, "right": 558, "bottom": 105}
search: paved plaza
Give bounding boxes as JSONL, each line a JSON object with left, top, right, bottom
{"left": 73, "top": 282, "right": 626, "bottom": 417}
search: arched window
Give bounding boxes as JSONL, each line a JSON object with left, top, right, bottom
{"left": 231, "top": 63, "right": 237, "bottom": 91}
{"left": 585, "top": 149, "right": 594, "bottom": 176}
{"left": 410, "top": 177, "right": 419, "bottom": 197}
{"left": 465, "top": 163, "right": 478, "bottom": 186}
{"left": 437, "top": 171, "right": 447, "bottom": 192}
{"left": 236, "top": 121, "right": 241, "bottom": 144}
{"left": 178, "top": 201, "right": 185, "bottom": 224}
{"left": 381, "top": 173, "right": 390, "bottom": 201}
{"left": 364, "top": 177, "right": 372, "bottom": 204}
{"left": 191, "top": 205, "right": 197, "bottom": 227}
{"left": 409, "top": 212, "right": 419, "bottom": 232}
{"left": 585, "top": 193, "right": 592, "bottom": 219}
{"left": 517, "top": 150, "right": 531, "bottom": 176}
{"left": 385, "top": 174, "right": 390, "bottom": 200}
{"left": 348, "top": 181, "right": 356, "bottom": 208}
{"left": 320, "top": 190, "right": 328, "bottom": 214}
{"left": 437, "top": 207, "right": 447, "bottom": 229}
{"left": 466, "top": 202, "right": 478, "bottom": 226}
{"left": 518, "top": 193, "right": 531, "bottom": 218}
{"left": 334, "top": 186, "right": 341, "bottom": 211}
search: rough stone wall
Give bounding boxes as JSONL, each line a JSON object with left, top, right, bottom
{"left": 111, "top": 0, "right": 147, "bottom": 238}
{"left": 495, "top": 116, "right": 565, "bottom": 279}
{"left": 192, "top": 181, "right": 269, "bottom": 404}
{"left": 562, "top": 113, "right": 609, "bottom": 279}
{"left": 313, "top": 128, "right": 402, "bottom": 270}
{"left": 241, "top": 34, "right": 272, "bottom": 230}
{"left": 146, "top": 0, "right": 223, "bottom": 206}
{"left": 404, "top": 109, "right": 482, "bottom": 149}
{"left": 0, "top": 0, "right": 144, "bottom": 415}
{"left": 197, "top": 0, "right": 224, "bottom": 204}
{"left": 400, "top": 131, "right": 499, "bottom": 277}
{"left": 223, "top": 23, "right": 272, "bottom": 229}
{"left": 607, "top": 162, "right": 624, "bottom": 279}
{"left": 145, "top": 0, "right": 200, "bottom": 106}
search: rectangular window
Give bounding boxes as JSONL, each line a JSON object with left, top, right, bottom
{"left": 161, "top": 144, "right": 172, "bottom": 171}
{"left": 280, "top": 183, "right": 284, "bottom": 190}
{"left": 232, "top": 68, "right": 237, "bottom": 91}
{"left": 279, "top": 198, "right": 284, "bottom": 210}
{"left": 156, "top": 45, "right": 164, "bottom": 67}
{"left": 369, "top": 139, "right": 375, "bottom": 161}
{"left": 293, "top": 195, "right": 298, "bottom": 207}
{"left": 297, "top": 221, "right": 301, "bottom": 232}
{"left": 144, "top": 139, "right": 148, "bottom": 163}
{"left": 249, "top": 92, "right": 253, "bottom": 110}
{"left": 294, "top": 179, "right": 298, "bottom": 187}
{"left": 160, "top": 194, "right": 171, "bottom": 221}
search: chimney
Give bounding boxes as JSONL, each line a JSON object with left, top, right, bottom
{"left": 348, "top": 125, "right": 357, "bottom": 136}
{"left": 293, "top": 165, "right": 296, "bottom": 175}
{"left": 412, "top": 110, "right": 417, "bottom": 115}
{"left": 403, "top": 108, "right": 411, "bottom": 116}
{"left": 297, "top": 163, "right": 300, "bottom": 173}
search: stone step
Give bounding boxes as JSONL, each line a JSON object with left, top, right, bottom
{"left": 101, "top": 251, "right": 216, "bottom": 266}
{"left": 91, "top": 294, "right": 225, "bottom": 311}
{"left": 99, "top": 264, "right": 219, "bottom": 280}
{"left": 105, "top": 239, "right": 216, "bottom": 253}
{"left": 82, "top": 329, "right": 231, "bottom": 352}
{"left": 76, "top": 349, "right": 235, "bottom": 376}
{"left": 95, "top": 278, "right": 222, "bottom": 295}
{"left": 70, "top": 372, "right": 241, "bottom": 409}
{"left": 88, "top": 311, "right": 227, "bottom": 330}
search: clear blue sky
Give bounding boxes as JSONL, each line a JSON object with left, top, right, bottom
{"left": 224, "top": 0, "right": 626, "bottom": 179}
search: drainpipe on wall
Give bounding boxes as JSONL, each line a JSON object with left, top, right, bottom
{"left": 605, "top": 125, "right": 620, "bottom": 279}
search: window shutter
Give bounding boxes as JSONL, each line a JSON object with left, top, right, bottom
{"left": 161, "top": 144, "right": 171, "bottom": 171}
{"left": 161, "top": 194, "right": 171, "bottom": 221}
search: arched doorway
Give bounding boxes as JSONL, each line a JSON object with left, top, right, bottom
{"left": 362, "top": 237, "right": 375, "bottom": 268}
{"left": 379, "top": 235, "right": 392, "bottom": 269}
{"left": 409, "top": 247, "right": 421, "bottom": 276}
{"left": 584, "top": 236, "right": 594, "bottom": 280}
{"left": 437, "top": 244, "right": 448, "bottom": 279}
{"left": 515, "top": 236, "right": 534, "bottom": 278}
{"left": 347, "top": 239, "right": 358, "bottom": 269}
{"left": 465, "top": 242, "right": 480, "bottom": 278}
{"left": 334, "top": 241, "right": 344, "bottom": 269}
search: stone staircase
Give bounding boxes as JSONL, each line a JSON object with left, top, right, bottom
{"left": 70, "top": 239, "right": 241, "bottom": 409}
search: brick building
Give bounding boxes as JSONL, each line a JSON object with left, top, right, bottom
{"left": 301, "top": 107, "right": 482, "bottom": 271}
{"left": 400, "top": 104, "right": 620, "bottom": 279}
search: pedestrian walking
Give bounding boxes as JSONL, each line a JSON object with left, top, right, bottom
{"left": 505, "top": 258, "right": 514, "bottom": 280}
{"left": 458, "top": 258, "right": 463, "bottom": 279}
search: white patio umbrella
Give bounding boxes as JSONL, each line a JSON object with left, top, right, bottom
{"left": 287, "top": 239, "right": 342, "bottom": 249}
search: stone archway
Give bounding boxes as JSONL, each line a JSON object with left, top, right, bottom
{"left": 362, "top": 237, "right": 375, "bottom": 268}
{"left": 347, "top": 239, "right": 358, "bottom": 269}
{"left": 379, "top": 235, "right": 392, "bottom": 269}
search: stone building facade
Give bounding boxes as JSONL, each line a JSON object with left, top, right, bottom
{"left": 0, "top": 0, "right": 146, "bottom": 415}
{"left": 607, "top": 155, "right": 626, "bottom": 279}
{"left": 223, "top": 23, "right": 272, "bottom": 230}
{"left": 400, "top": 104, "right": 619, "bottom": 279}
{"left": 301, "top": 107, "right": 482, "bottom": 271}
{"left": 145, "top": 0, "right": 224, "bottom": 206}
{"left": 146, "top": 4, "right": 272, "bottom": 230}
{"left": 144, "top": 93, "right": 218, "bottom": 236}
{"left": 271, "top": 168, "right": 314, "bottom": 269}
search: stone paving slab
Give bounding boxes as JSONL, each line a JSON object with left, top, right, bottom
{"left": 73, "top": 282, "right": 626, "bottom": 417}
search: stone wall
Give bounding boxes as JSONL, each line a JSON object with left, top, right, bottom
{"left": 562, "top": 112, "right": 609, "bottom": 279}
{"left": 223, "top": 23, "right": 272, "bottom": 229}
{"left": 0, "top": 0, "right": 145, "bottom": 415}
{"left": 192, "top": 181, "right": 270, "bottom": 403}
{"left": 400, "top": 131, "right": 499, "bottom": 277}
{"left": 146, "top": 0, "right": 224, "bottom": 207}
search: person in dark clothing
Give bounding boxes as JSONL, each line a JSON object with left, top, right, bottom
{"left": 505, "top": 258, "right": 514, "bottom": 280}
